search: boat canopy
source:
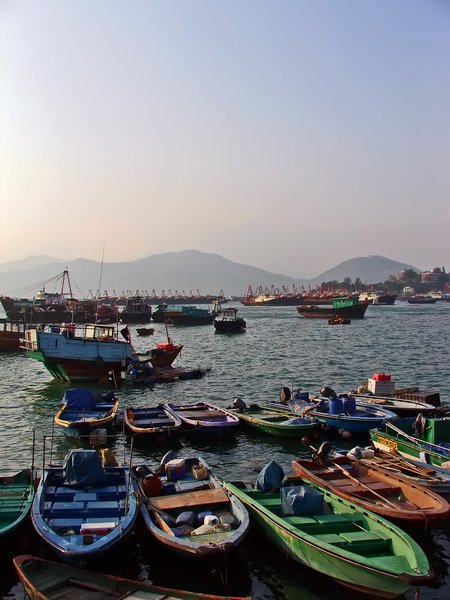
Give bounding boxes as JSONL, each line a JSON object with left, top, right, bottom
{"left": 63, "top": 449, "right": 107, "bottom": 487}
{"left": 63, "top": 388, "right": 99, "bottom": 411}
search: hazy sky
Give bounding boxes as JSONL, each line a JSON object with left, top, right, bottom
{"left": 1, "top": 1, "right": 449, "bottom": 278}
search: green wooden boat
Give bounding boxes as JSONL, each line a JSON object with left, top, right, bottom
{"left": 223, "top": 480, "right": 433, "bottom": 598}
{"left": 0, "top": 468, "right": 36, "bottom": 544}
{"left": 370, "top": 418, "right": 450, "bottom": 468}
{"left": 226, "top": 403, "right": 320, "bottom": 438}
{"left": 13, "top": 554, "right": 251, "bottom": 600}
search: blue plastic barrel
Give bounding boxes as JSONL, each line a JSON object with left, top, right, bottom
{"left": 342, "top": 396, "right": 357, "bottom": 415}
{"left": 329, "top": 398, "right": 343, "bottom": 415}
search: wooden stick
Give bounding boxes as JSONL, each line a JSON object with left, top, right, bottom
{"left": 331, "top": 461, "right": 401, "bottom": 510}
{"left": 385, "top": 421, "right": 450, "bottom": 454}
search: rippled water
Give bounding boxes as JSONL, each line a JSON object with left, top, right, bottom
{"left": 1, "top": 301, "right": 449, "bottom": 599}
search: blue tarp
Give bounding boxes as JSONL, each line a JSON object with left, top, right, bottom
{"left": 256, "top": 461, "right": 285, "bottom": 493}
{"left": 281, "top": 485, "right": 324, "bottom": 516}
{"left": 63, "top": 388, "right": 100, "bottom": 411}
{"left": 63, "top": 449, "right": 107, "bottom": 487}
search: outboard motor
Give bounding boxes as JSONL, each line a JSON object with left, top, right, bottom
{"left": 320, "top": 386, "right": 337, "bottom": 399}
{"left": 233, "top": 397, "right": 247, "bottom": 412}
{"left": 279, "top": 387, "right": 291, "bottom": 404}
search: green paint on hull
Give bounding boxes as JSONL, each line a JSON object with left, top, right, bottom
{"left": 224, "top": 481, "right": 432, "bottom": 598}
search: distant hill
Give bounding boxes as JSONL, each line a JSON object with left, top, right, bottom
{"left": 0, "top": 250, "right": 419, "bottom": 298}
{"left": 308, "top": 255, "right": 419, "bottom": 287}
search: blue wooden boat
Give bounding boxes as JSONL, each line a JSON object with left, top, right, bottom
{"left": 286, "top": 394, "right": 396, "bottom": 433}
{"left": 164, "top": 401, "right": 240, "bottom": 436}
{"left": 54, "top": 388, "right": 119, "bottom": 436}
{"left": 123, "top": 405, "right": 182, "bottom": 440}
{"left": 152, "top": 304, "right": 218, "bottom": 325}
{"left": 31, "top": 449, "right": 138, "bottom": 566}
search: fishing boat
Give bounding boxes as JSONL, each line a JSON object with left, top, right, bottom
{"left": 358, "top": 291, "right": 397, "bottom": 305}
{"left": 291, "top": 454, "right": 450, "bottom": 524}
{"left": 222, "top": 475, "right": 434, "bottom": 598}
{"left": 31, "top": 449, "right": 138, "bottom": 566}
{"left": 225, "top": 400, "right": 320, "bottom": 439}
{"left": 121, "top": 364, "right": 209, "bottom": 386}
{"left": 135, "top": 455, "right": 249, "bottom": 561}
{"left": 164, "top": 402, "right": 240, "bottom": 437}
{"left": 21, "top": 322, "right": 182, "bottom": 382}
{"left": 296, "top": 297, "right": 371, "bottom": 319}
{"left": 120, "top": 296, "right": 152, "bottom": 324}
{"left": 352, "top": 448, "right": 450, "bottom": 497}
{"left": 136, "top": 327, "right": 154, "bottom": 336}
{"left": 370, "top": 417, "right": 450, "bottom": 468}
{"left": 286, "top": 394, "right": 396, "bottom": 433}
{"left": 152, "top": 304, "right": 218, "bottom": 325}
{"left": 213, "top": 307, "right": 246, "bottom": 333}
{"left": 0, "top": 320, "right": 27, "bottom": 351}
{"left": 123, "top": 405, "right": 182, "bottom": 441}
{"left": 13, "top": 554, "right": 251, "bottom": 600}
{"left": 54, "top": 388, "right": 119, "bottom": 436}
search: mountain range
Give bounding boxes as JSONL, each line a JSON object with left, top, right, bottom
{"left": 0, "top": 251, "right": 419, "bottom": 299}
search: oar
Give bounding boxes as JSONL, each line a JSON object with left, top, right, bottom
{"left": 385, "top": 421, "right": 450, "bottom": 454}
{"left": 330, "top": 460, "right": 401, "bottom": 510}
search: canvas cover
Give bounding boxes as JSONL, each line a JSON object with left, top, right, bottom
{"left": 63, "top": 449, "right": 107, "bottom": 487}
{"left": 63, "top": 388, "right": 99, "bottom": 411}
{"left": 256, "top": 460, "right": 285, "bottom": 493}
{"left": 281, "top": 485, "right": 324, "bottom": 516}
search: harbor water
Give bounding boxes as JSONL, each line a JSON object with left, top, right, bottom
{"left": 1, "top": 301, "right": 449, "bottom": 599}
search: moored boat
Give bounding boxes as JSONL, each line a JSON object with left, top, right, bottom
{"left": 136, "top": 327, "right": 154, "bottom": 336}
{"left": 213, "top": 307, "right": 246, "bottom": 332}
{"left": 152, "top": 304, "right": 217, "bottom": 325}
{"left": 0, "top": 320, "right": 27, "bottom": 351}
{"left": 120, "top": 296, "right": 152, "bottom": 324}
{"left": 291, "top": 453, "right": 450, "bottom": 524}
{"left": 352, "top": 448, "right": 450, "bottom": 497}
{"left": 370, "top": 417, "right": 450, "bottom": 468}
{"left": 31, "top": 449, "right": 138, "bottom": 566}
{"left": 222, "top": 475, "right": 434, "bottom": 598}
{"left": 13, "top": 554, "right": 251, "bottom": 600}
{"left": 54, "top": 388, "right": 119, "bottom": 436}
{"left": 286, "top": 393, "right": 396, "bottom": 433}
{"left": 123, "top": 405, "right": 182, "bottom": 440}
{"left": 0, "top": 468, "right": 36, "bottom": 545}
{"left": 135, "top": 455, "right": 249, "bottom": 562}
{"left": 164, "top": 402, "right": 240, "bottom": 437}
{"left": 225, "top": 400, "right": 320, "bottom": 439}
{"left": 296, "top": 296, "right": 370, "bottom": 319}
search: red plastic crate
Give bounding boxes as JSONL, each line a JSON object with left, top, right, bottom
{"left": 372, "top": 373, "right": 391, "bottom": 381}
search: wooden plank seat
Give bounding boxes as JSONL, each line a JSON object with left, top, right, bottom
{"left": 149, "top": 487, "right": 228, "bottom": 511}
{"left": 178, "top": 409, "right": 224, "bottom": 419}
{"left": 86, "top": 501, "right": 120, "bottom": 516}
{"left": 338, "top": 530, "right": 391, "bottom": 553}
{"left": 133, "top": 418, "right": 173, "bottom": 427}
{"left": 315, "top": 533, "right": 349, "bottom": 545}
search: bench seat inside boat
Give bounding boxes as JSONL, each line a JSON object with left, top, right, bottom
{"left": 133, "top": 417, "right": 174, "bottom": 427}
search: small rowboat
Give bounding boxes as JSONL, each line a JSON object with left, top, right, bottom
{"left": 225, "top": 402, "right": 320, "bottom": 438}
{"left": 287, "top": 396, "right": 396, "bottom": 433}
{"left": 135, "top": 456, "right": 249, "bottom": 562}
{"left": 13, "top": 554, "right": 251, "bottom": 600}
{"left": 54, "top": 388, "right": 119, "bottom": 436}
{"left": 352, "top": 393, "right": 437, "bottom": 418}
{"left": 328, "top": 318, "right": 351, "bottom": 325}
{"left": 354, "top": 448, "right": 450, "bottom": 497}
{"left": 222, "top": 477, "right": 434, "bottom": 598}
{"left": 136, "top": 327, "right": 154, "bottom": 336}
{"left": 164, "top": 401, "right": 240, "bottom": 437}
{"left": 123, "top": 405, "right": 182, "bottom": 440}
{"left": 0, "top": 468, "right": 36, "bottom": 545}
{"left": 291, "top": 454, "right": 450, "bottom": 523}
{"left": 31, "top": 449, "right": 138, "bottom": 566}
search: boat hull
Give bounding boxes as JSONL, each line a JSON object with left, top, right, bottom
{"left": 297, "top": 302, "right": 370, "bottom": 319}
{"left": 224, "top": 482, "right": 433, "bottom": 599}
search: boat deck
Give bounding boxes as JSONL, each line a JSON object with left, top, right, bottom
{"left": 250, "top": 491, "right": 403, "bottom": 559}
{"left": 41, "top": 471, "right": 128, "bottom": 541}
